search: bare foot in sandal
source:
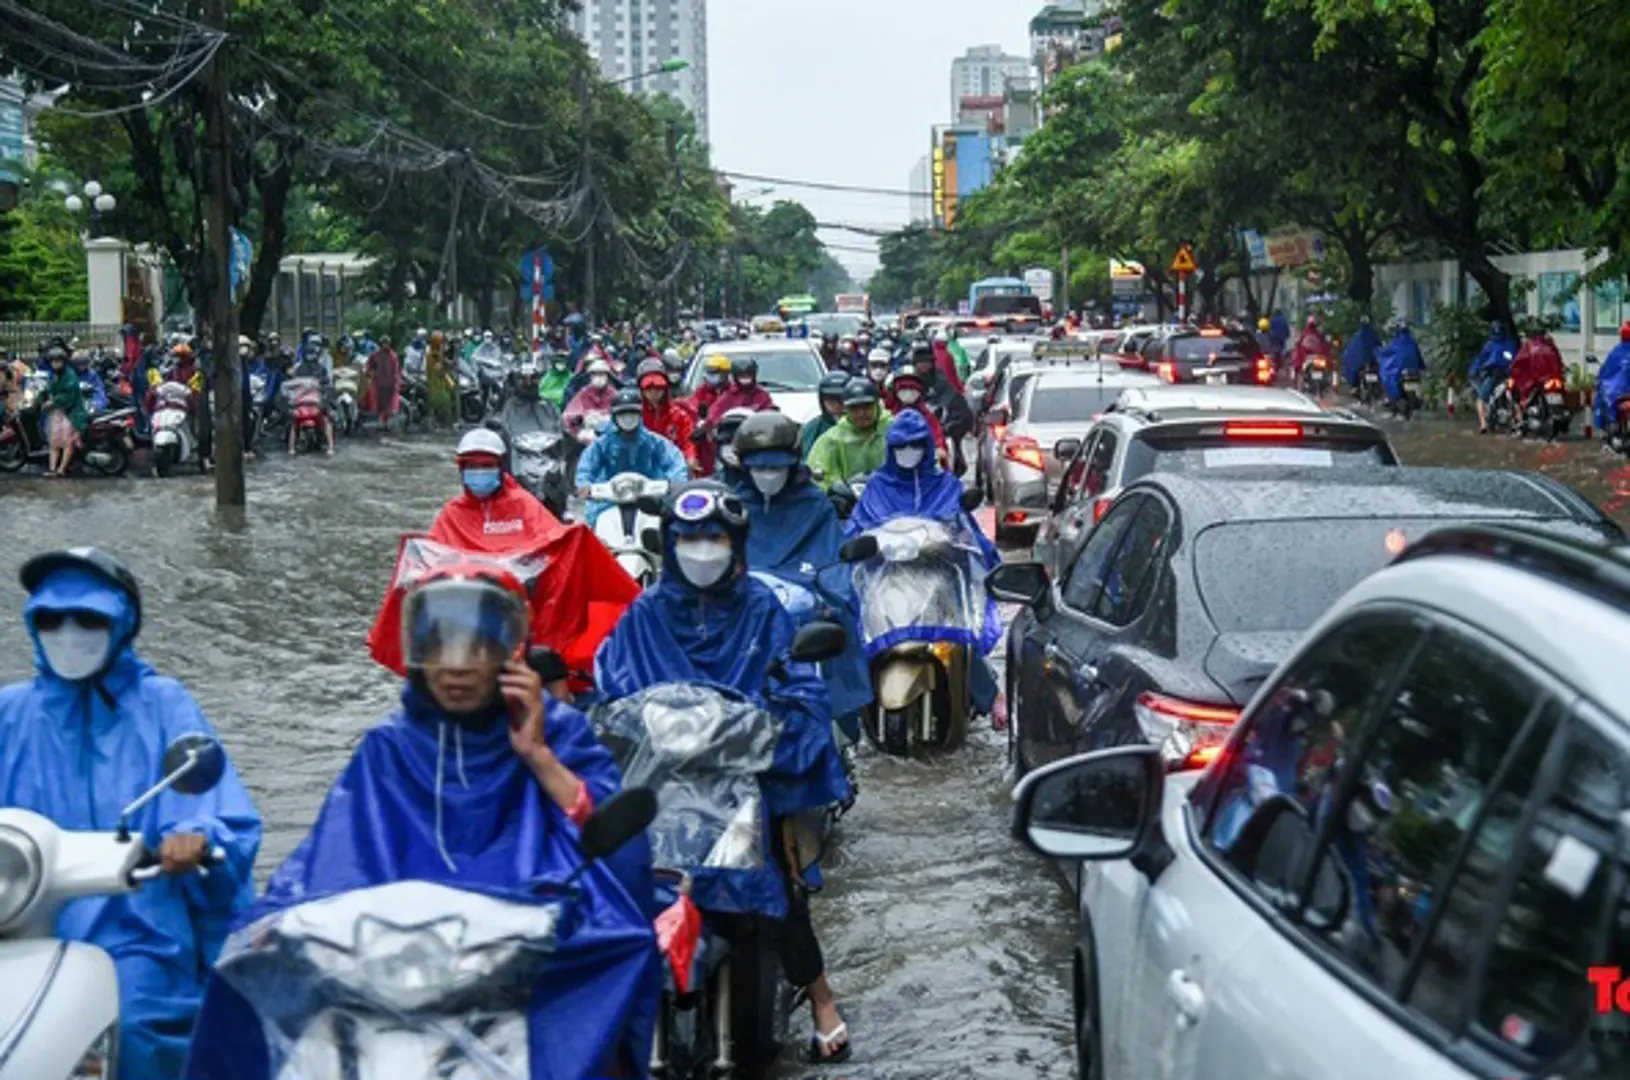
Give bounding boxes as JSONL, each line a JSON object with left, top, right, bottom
{"left": 805, "top": 977, "right": 851, "bottom": 1064}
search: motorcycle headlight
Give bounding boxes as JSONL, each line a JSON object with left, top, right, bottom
{"left": 69, "top": 1022, "right": 117, "bottom": 1080}
{"left": 0, "top": 824, "right": 44, "bottom": 929}
{"left": 610, "top": 473, "right": 648, "bottom": 502}
{"left": 459, "top": 374, "right": 475, "bottom": 389}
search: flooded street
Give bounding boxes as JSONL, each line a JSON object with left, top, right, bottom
{"left": 0, "top": 411, "right": 1623, "bottom": 1078}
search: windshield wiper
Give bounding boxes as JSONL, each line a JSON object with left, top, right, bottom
{"left": 759, "top": 380, "right": 802, "bottom": 392}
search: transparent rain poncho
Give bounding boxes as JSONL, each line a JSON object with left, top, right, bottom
{"left": 593, "top": 683, "right": 783, "bottom": 875}
{"left": 213, "top": 880, "right": 567, "bottom": 1080}
{"left": 850, "top": 515, "right": 995, "bottom": 657}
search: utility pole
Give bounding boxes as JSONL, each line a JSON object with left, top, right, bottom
{"left": 1059, "top": 246, "right": 1071, "bottom": 316}
{"left": 577, "top": 72, "right": 596, "bottom": 326}
{"left": 204, "top": 0, "right": 242, "bottom": 507}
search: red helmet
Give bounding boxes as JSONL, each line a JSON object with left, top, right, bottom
{"left": 1620, "top": 319, "right": 1630, "bottom": 343}
{"left": 402, "top": 561, "right": 530, "bottom": 671}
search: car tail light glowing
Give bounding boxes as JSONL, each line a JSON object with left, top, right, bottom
{"left": 1091, "top": 497, "right": 1112, "bottom": 523}
{"left": 1134, "top": 691, "right": 1240, "bottom": 770}
{"left": 1223, "top": 421, "right": 1303, "bottom": 439}
{"left": 1254, "top": 357, "right": 1274, "bottom": 384}
{"left": 1003, "top": 435, "right": 1044, "bottom": 471}
{"left": 1200, "top": 328, "right": 1225, "bottom": 337}
{"left": 1157, "top": 361, "right": 1178, "bottom": 383}
{"left": 1003, "top": 510, "right": 1028, "bottom": 525}
{"left": 990, "top": 421, "right": 1008, "bottom": 442}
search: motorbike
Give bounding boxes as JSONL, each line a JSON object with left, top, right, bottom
{"left": 207, "top": 791, "right": 657, "bottom": 1080}
{"left": 149, "top": 380, "right": 199, "bottom": 477}
{"left": 0, "top": 733, "right": 228, "bottom": 1080}
{"left": 1521, "top": 374, "right": 1574, "bottom": 440}
{"left": 331, "top": 365, "right": 362, "bottom": 436}
{"left": 399, "top": 369, "right": 429, "bottom": 428}
{"left": 474, "top": 349, "right": 511, "bottom": 416}
{"left": 458, "top": 368, "right": 486, "bottom": 423}
{"left": 1298, "top": 354, "right": 1332, "bottom": 399}
{"left": 1356, "top": 361, "right": 1384, "bottom": 406}
{"left": 587, "top": 473, "right": 671, "bottom": 585}
{"left": 1486, "top": 375, "right": 1516, "bottom": 431}
{"left": 848, "top": 496, "right": 991, "bottom": 755}
{"left": 285, "top": 376, "right": 328, "bottom": 455}
{"left": 592, "top": 661, "right": 842, "bottom": 1080}
{"left": 1386, "top": 369, "right": 1424, "bottom": 419}
{"left": 0, "top": 371, "right": 135, "bottom": 477}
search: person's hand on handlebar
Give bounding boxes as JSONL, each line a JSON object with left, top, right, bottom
{"left": 160, "top": 832, "right": 211, "bottom": 874}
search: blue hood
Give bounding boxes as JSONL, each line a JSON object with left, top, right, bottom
{"left": 24, "top": 566, "right": 144, "bottom": 715}
{"left": 185, "top": 684, "right": 657, "bottom": 1080}
{"left": 1379, "top": 330, "right": 1424, "bottom": 397}
{"left": 1341, "top": 324, "right": 1382, "bottom": 385}
{"left": 1594, "top": 341, "right": 1630, "bottom": 428}
{"left": 737, "top": 472, "right": 873, "bottom": 719}
{"left": 845, "top": 410, "right": 998, "bottom": 569}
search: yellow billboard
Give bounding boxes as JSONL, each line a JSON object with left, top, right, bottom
{"left": 943, "top": 132, "right": 960, "bottom": 229}
{"left": 931, "top": 145, "right": 945, "bottom": 224}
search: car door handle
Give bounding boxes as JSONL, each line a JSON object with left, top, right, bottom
{"left": 1165, "top": 969, "right": 1206, "bottom": 1029}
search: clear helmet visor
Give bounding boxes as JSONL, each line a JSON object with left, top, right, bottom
{"left": 402, "top": 578, "right": 530, "bottom": 672}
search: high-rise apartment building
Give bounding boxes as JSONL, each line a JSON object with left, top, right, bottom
{"left": 949, "top": 45, "right": 1031, "bottom": 118}
{"left": 909, "top": 155, "right": 932, "bottom": 225}
{"left": 570, "top": 0, "right": 710, "bottom": 142}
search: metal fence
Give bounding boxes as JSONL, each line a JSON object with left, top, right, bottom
{"left": 0, "top": 322, "right": 125, "bottom": 354}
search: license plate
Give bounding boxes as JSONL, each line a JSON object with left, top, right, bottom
{"left": 1205, "top": 373, "right": 1226, "bottom": 385}
{"left": 1364, "top": 373, "right": 1379, "bottom": 383}
{"left": 1403, "top": 380, "right": 1420, "bottom": 391}
{"left": 1546, "top": 392, "right": 1564, "bottom": 405}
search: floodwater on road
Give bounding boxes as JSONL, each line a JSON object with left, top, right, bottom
{"left": 0, "top": 434, "right": 1077, "bottom": 1079}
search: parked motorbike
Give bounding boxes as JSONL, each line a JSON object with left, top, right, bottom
{"left": 849, "top": 493, "right": 989, "bottom": 755}
{"left": 207, "top": 791, "right": 656, "bottom": 1080}
{"left": 1521, "top": 375, "right": 1573, "bottom": 440}
{"left": 0, "top": 733, "right": 228, "bottom": 1080}
{"left": 0, "top": 371, "right": 135, "bottom": 477}
{"left": 331, "top": 365, "right": 362, "bottom": 436}
{"left": 149, "top": 380, "right": 199, "bottom": 477}
{"left": 285, "top": 377, "right": 328, "bottom": 456}
{"left": 593, "top": 659, "right": 842, "bottom": 1080}
{"left": 588, "top": 473, "right": 671, "bottom": 585}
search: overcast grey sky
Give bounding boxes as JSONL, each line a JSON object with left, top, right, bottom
{"left": 706, "top": 0, "right": 1031, "bottom": 284}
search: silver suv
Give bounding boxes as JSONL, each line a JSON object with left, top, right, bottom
{"left": 1012, "top": 523, "right": 1630, "bottom": 1080}
{"left": 1034, "top": 384, "right": 1397, "bottom": 575}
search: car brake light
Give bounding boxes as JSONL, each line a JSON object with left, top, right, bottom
{"left": 1004, "top": 435, "right": 1044, "bottom": 471}
{"left": 1134, "top": 691, "right": 1240, "bottom": 770}
{"left": 1091, "top": 497, "right": 1112, "bottom": 523}
{"left": 1157, "top": 361, "right": 1178, "bottom": 383}
{"left": 1224, "top": 421, "right": 1303, "bottom": 439}
{"left": 1200, "top": 328, "right": 1225, "bottom": 337}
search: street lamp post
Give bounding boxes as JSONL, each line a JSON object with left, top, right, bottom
{"left": 65, "top": 179, "right": 116, "bottom": 237}
{"left": 606, "top": 56, "right": 689, "bottom": 89}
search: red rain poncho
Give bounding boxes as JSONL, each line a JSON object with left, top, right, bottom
{"left": 427, "top": 474, "right": 564, "bottom": 551}
{"left": 1511, "top": 334, "right": 1566, "bottom": 401}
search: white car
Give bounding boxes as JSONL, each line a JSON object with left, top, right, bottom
{"left": 683, "top": 339, "right": 825, "bottom": 426}
{"left": 1011, "top": 523, "right": 1630, "bottom": 1080}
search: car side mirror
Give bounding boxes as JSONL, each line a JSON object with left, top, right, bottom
{"left": 786, "top": 619, "right": 847, "bottom": 663}
{"left": 1013, "top": 746, "right": 1163, "bottom": 860}
{"left": 987, "top": 562, "right": 1049, "bottom": 607}
{"left": 839, "top": 535, "right": 879, "bottom": 563}
{"left": 578, "top": 787, "right": 658, "bottom": 862}
{"left": 960, "top": 486, "right": 983, "bottom": 513}
{"left": 1053, "top": 437, "right": 1081, "bottom": 462}
{"left": 636, "top": 495, "right": 666, "bottom": 518}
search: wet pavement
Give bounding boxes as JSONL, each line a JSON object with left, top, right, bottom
{"left": 0, "top": 409, "right": 1623, "bottom": 1078}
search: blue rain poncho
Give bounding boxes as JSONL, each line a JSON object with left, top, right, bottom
{"left": 1377, "top": 329, "right": 1425, "bottom": 400}
{"left": 1594, "top": 341, "right": 1630, "bottom": 430}
{"left": 1340, "top": 323, "right": 1382, "bottom": 387}
{"left": 593, "top": 544, "right": 849, "bottom": 917}
{"left": 183, "top": 683, "right": 658, "bottom": 1080}
{"left": 574, "top": 426, "right": 690, "bottom": 526}
{"left": 1468, "top": 326, "right": 1518, "bottom": 381}
{"left": 736, "top": 458, "right": 872, "bottom": 720}
{"left": 0, "top": 567, "right": 262, "bottom": 1080}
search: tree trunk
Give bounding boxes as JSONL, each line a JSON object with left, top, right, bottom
{"left": 1462, "top": 252, "right": 1511, "bottom": 328}
{"left": 239, "top": 149, "right": 295, "bottom": 336}
{"left": 385, "top": 231, "right": 412, "bottom": 315}
{"left": 1341, "top": 226, "right": 1374, "bottom": 305}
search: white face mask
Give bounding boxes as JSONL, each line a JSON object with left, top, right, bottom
{"left": 614, "top": 413, "right": 640, "bottom": 433}
{"left": 894, "top": 445, "right": 926, "bottom": 470}
{"left": 590, "top": 373, "right": 610, "bottom": 389}
{"left": 674, "top": 537, "right": 733, "bottom": 588}
{"left": 39, "top": 622, "right": 113, "bottom": 681}
{"left": 750, "top": 467, "right": 790, "bottom": 498}
{"left": 897, "top": 387, "right": 922, "bottom": 405}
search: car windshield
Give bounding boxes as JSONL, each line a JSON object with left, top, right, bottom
{"left": 693, "top": 347, "right": 822, "bottom": 392}
{"left": 1195, "top": 518, "right": 1513, "bottom": 633}
{"left": 1025, "top": 384, "right": 1125, "bottom": 424}
{"left": 806, "top": 313, "right": 865, "bottom": 338}
{"left": 1170, "top": 334, "right": 1255, "bottom": 362}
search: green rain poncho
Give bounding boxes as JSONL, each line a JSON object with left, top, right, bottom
{"left": 538, "top": 364, "right": 573, "bottom": 407}
{"left": 806, "top": 409, "right": 893, "bottom": 484}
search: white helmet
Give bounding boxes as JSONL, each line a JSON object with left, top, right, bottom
{"left": 867, "top": 346, "right": 892, "bottom": 365}
{"left": 586, "top": 357, "right": 612, "bottom": 375}
{"left": 414, "top": 327, "right": 427, "bottom": 338}
{"left": 482, "top": 330, "right": 495, "bottom": 342}
{"left": 455, "top": 428, "right": 507, "bottom": 459}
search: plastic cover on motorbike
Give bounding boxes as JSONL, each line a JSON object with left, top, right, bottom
{"left": 283, "top": 376, "right": 323, "bottom": 409}
{"left": 154, "top": 379, "right": 194, "bottom": 410}
{"left": 1340, "top": 323, "right": 1381, "bottom": 387}
{"left": 1378, "top": 329, "right": 1424, "bottom": 399}
{"left": 184, "top": 690, "right": 657, "bottom": 1080}
{"left": 368, "top": 533, "right": 638, "bottom": 688}
{"left": 594, "top": 683, "right": 788, "bottom": 917}
{"left": 849, "top": 515, "right": 1001, "bottom": 658}
{"left": 593, "top": 574, "right": 849, "bottom": 828}
{"left": 1593, "top": 341, "right": 1630, "bottom": 429}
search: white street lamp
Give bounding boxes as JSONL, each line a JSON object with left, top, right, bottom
{"left": 83, "top": 180, "right": 102, "bottom": 199}
{"left": 64, "top": 194, "right": 84, "bottom": 213}
{"left": 93, "top": 193, "right": 116, "bottom": 213}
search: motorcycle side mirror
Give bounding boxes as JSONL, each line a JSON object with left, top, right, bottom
{"left": 641, "top": 527, "right": 663, "bottom": 554}
{"left": 526, "top": 646, "right": 570, "bottom": 685}
{"left": 960, "top": 486, "right": 983, "bottom": 513}
{"left": 637, "top": 495, "right": 667, "bottom": 518}
{"left": 828, "top": 481, "right": 857, "bottom": 519}
{"left": 838, "top": 535, "right": 879, "bottom": 563}
{"left": 117, "top": 733, "right": 226, "bottom": 841}
{"left": 577, "top": 787, "right": 658, "bottom": 863}
{"left": 786, "top": 619, "right": 847, "bottom": 664}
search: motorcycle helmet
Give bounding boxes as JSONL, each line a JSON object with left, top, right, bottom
{"left": 734, "top": 410, "right": 801, "bottom": 467}
{"left": 730, "top": 356, "right": 759, "bottom": 385}
{"left": 402, "top": 562, "right": 531, "bottom": 716}
{"left": 663, "top": 351, "right": 688, "bottom": 385}
{"left": 610, "top": 387, "right": 644, "bottom": 434}
{"left": 1620, "top": 319, "right": 1630, "bottom": 344}
{"left": 20, "top": 547, "right": 143, "bottom": 641}
{"left": 636, "top": 357, "right": 668, "bottom": 391}
{"left": 818, "top": 370, "right": 850, "bottom": 403}
{"left": 455, "top": 427, "right": 508, "bottom": 467}
{"left": 173, "top": 342, "right": 193, "bottom": 360}
{"left": 660, "top": 479, "right": 748, "bottom": 592}
{"left": 890, "top": 370, "right": 927, "bottom": 406}
{"left": 844, "top": 376, "right": 880, "bottom": 407}
{"left": 712, "top": 407, "right": 754, "bottom": 471}
{"left": 1257, "top": 317, "right": 1270, "bottom": 332}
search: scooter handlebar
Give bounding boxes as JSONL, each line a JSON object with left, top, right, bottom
{"left": 128, "top": 844, "right": 228, "bottom": 884}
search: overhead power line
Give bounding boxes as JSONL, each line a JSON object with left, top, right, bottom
{"left": 721, "top": 170, "right": 930, "bottom": 199}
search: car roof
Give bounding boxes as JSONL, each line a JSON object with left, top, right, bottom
{"left": 1027, "top": 367, "right": 1162, "bottom": 391}
{"left": 1126, "top": 467, "right": 1621, "bottom": 538}
{"left": 695, "top": 339, "right": 818, "bottom": 355}
{"left": 1114, "top": 384, "right": 1326, "bottom": 416}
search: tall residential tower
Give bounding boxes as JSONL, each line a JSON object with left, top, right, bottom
{"left": 569, "top": 0, "right": 710, "bottom": 142}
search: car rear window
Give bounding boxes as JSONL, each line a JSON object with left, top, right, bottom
{"left": 1025, "top": 384, "right": 1125, "bottom": 423}
{"left": 1194, "top": 518, "right": 1553, "bottom": 633}
{"left": 977, "top": 295, "right": 1044, "bottom": 317}
{"left": 1123, "top": 436, "right": 1393, "bottom": 481}
{"left": 1168, "top": 334, "right": 1255, "bottom": 362}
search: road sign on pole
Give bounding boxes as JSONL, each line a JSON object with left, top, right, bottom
{"left": 1170, "top": 243, "right": 1197, "bottom": 275}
